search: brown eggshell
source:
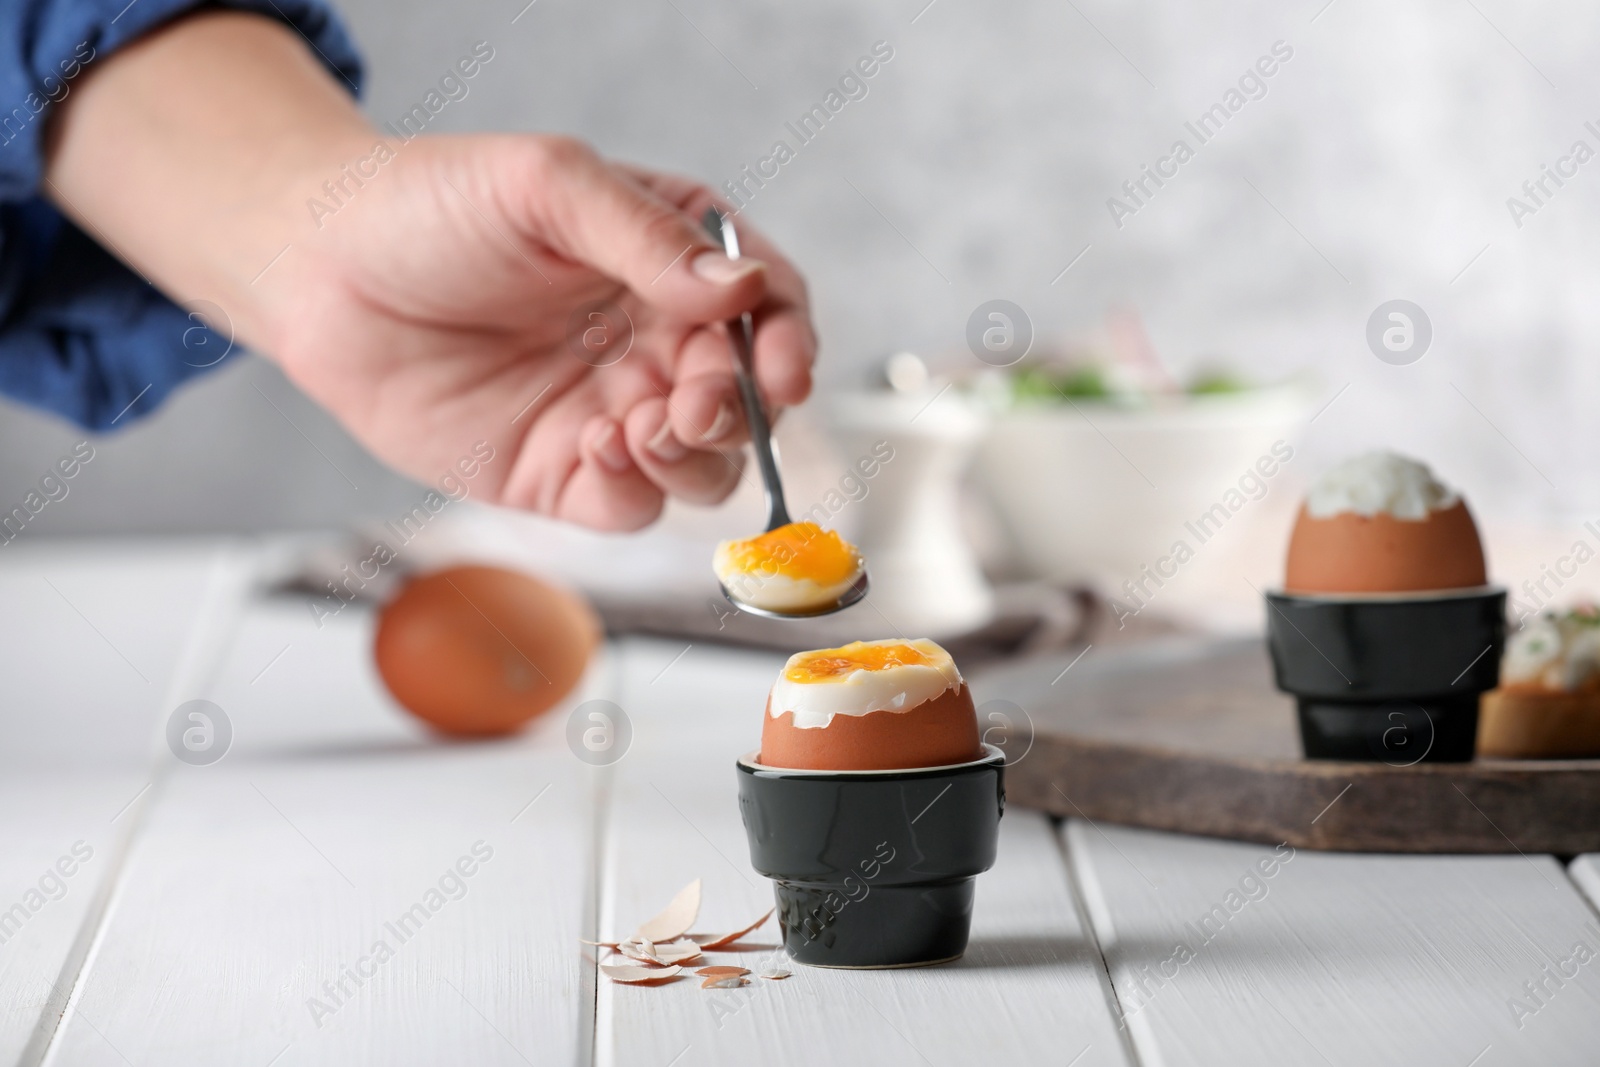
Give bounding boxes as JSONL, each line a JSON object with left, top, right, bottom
{"left": 759, "top": 684, "right": 982, "bottom": 771}
{"left": 1283, "top": 500, "right": 1487, "bottom": 594}
{"left": 374, "top": 565, "right": 599, "bottom": 737}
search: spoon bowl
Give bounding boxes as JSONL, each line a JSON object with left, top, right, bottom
{"left": 702, "top": 207, "right": 868, "bottom": 619}
{"left": 718, "top": 571, "right": 871, "bottom": 621}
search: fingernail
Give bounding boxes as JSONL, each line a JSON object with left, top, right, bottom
{"left": 646, "top": 420, "right": 688, "bottom": 463}
{"left": 691, "top": 251, "right": 764, "bottom": 285}
{"left": 704, "top": 402, "right": 735, "bottom": 442}
{"left": 591, "top": 422, "right": 632, "bottom": 474}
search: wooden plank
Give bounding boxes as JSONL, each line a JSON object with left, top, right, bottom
{"left": 0, "top": 541, "right": 249, "bottom": 1065}
{"left": 987, "top": 637, "right": 1600, "bottom": 853}
{"left": 1063, "top": 820, "right": 1600, "bottom": 1067}
{"left": 0, "top": 541, "right": 244, "bottom": 765}
{"left": 1570, "top": 855, "right": 1600, "bottom": 920}
{"left": 44, "top": 598, "right": 601, "bottom": 1067}
{"left": 596, "top": 637, "right": 1132, "bottom": 1067}
{"left": 1, "top": 771, "right": 159, "bottom": 1063}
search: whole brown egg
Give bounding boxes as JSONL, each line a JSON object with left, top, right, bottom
{"left": 374, "top": 565, "right": 599, "bottom": 736}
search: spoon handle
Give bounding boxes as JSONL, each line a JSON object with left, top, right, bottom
{"left": 701, "top": 208, "right": 791, "bottom": 530}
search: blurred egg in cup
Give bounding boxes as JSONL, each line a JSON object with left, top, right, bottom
{"left": 1479, "top": 607, "right": 1600, "bottom": 759}
{"left": 735, "top": 639, "right": 1004, "bottom": 968}
{"left": 714, "top": 522, "right": 865, "bottom": 615}
{"left": 1264, "top": 452, "right": 1505, "bottom": 762}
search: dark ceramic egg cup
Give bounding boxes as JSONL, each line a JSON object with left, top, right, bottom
{"left": 736, "top": 745, "right": 1004, "bottom": 968}
{"left": 1265, "top": 587, "right": 1505, "bottom": 763}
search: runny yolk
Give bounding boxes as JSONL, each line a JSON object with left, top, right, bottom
{"left": 722, "top": 522, "right": 859, "bottom": 585}
{"left": 785, "top": 641, "right": 932, "bottom": 683}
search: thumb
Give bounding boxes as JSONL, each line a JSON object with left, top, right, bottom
{"left": 505, "top": 136, "right": 768, "bottom": 322}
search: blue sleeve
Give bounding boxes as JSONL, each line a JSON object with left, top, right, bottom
{"left": 0, "top": 1, "right": 363, "bottom": 430}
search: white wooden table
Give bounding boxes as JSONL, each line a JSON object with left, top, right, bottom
{"left": 4, "top": 542, "right": 1600, "bottom": 1066}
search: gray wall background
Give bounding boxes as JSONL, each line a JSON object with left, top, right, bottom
{"left": 5, "top": 0, "right": 1598, "bottom": 534}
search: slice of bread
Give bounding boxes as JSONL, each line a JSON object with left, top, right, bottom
{"left": 1479, "top": 688, "right": 1600, "bottom": 758}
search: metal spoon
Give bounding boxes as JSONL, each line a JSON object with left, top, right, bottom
{"left": 701, "top": 207, "right": 868, "bottom": 619}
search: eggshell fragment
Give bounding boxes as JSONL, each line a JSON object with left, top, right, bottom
{"left": 701, "top": 976, "right": 749, "bottom": 989}
{"left": 636, "top": 879, "right": 701, "bottom": 943}
{"left": 617, "top": 939, "right": 703, "bottom": 966}
{"left": 695, "top": 966, "right": 751, "bottom": 978}
{"left": 600, "top": 964, "right": 683, "bottom": 984}
{"left": 655, "top": 943, "right": 705, "bottom": 966}
{"left": 374, "top": 565, "right": 599, "bottom": 736}
{"left": 757, "top": 964, "right": 793, "bottom": 981}
{"left": 690, "top": 909, "right": 774, "bottom": 950}
{"left": 616, "top": 938, "right": 658, "bottom": 962}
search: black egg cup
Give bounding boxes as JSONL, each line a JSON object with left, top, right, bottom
{"left": 1264, "top": 587, "right": 1505, "bottom": 763}
{"left": 735, "top": 746, "right": 1004, "bottom": 968}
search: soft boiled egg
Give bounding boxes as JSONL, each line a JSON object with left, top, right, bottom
{"left": 713, "top": 522, "right": 865, "bottom": 613}
{"left": 758, "top": 638, "right": 981, "bottom": 771}
{"left": 1284, "top": 451, "right": 1487, "bottom": 594}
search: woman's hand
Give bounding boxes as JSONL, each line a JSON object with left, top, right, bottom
{"left": 274, "top": 136, "right": 814, "bottom": 530}
{"left": 45, "top": 11, "right": 815, "bottom": 530}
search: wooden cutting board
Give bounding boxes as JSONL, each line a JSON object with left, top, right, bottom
{"left": 973, "top": 636, "right": 1600, "bottom": 853}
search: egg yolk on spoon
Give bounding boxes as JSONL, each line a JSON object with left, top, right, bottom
{"left": 714, "top": 522, "right": 865, "bottom": 613}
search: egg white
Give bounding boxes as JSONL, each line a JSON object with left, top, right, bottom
{"left": 769, "top": 638, "right": 963, "bottom": 729}
{"left": 1504, "top": 615, "right": 1600, "bottom": 691}
{"left": 1305, "top": 450, "right": 1459, "bottom": 520}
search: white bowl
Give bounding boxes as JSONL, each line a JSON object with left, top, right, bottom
{"left": 975, "top": 384, "right": 1313, "bottom": 586}
{"left": 828, "top": 389, "right": 995, "bottom": 637}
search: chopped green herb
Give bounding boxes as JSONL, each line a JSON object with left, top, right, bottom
{"left": 1011, "top": 366, "right": 1113, "bottom": 401}
{"left": 1187, "top": 371, "right": 1249, "bottom": 395}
